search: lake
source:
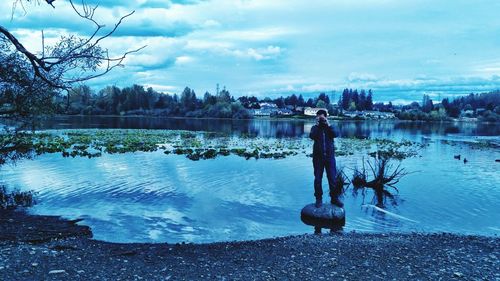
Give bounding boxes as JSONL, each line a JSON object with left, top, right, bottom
{"left": 1, "top": 116, "right": 499, "bottom": 243}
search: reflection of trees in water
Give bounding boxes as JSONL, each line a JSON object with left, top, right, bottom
{"left": 247, "top": 120, "right": 305, "bottom": 138}
{"left": 334, "top": 121, "right": 409, "bottom": 139}
{"left": 0, "top": 130, "right": 37, "bottom": 209}
{"left": 34, "top": 117, "right": 499, "bottom": 138}
{"left": 394, "top": 121, "right": 500, "bottom": 136}
{"left": 334, "top": 121, "right": 371, "bottom": 138}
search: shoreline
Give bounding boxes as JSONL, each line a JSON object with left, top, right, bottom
{"left": 1, "top": 210, "right": 498, "bottom": 280}
{"left": 35, "top": 114, "right": 498, "bottom": 124}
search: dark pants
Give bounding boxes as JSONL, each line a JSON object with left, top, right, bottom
{"left": 313, "top": 156, "right": 339, "bottom": 200}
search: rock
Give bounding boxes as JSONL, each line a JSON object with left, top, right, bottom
{"left": 301, "top": 203, "right": 345, "bottom": 228}
{"left": 49, "top": 270, "right": 66, "bottom": 274}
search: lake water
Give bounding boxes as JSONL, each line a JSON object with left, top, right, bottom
{"left": 1, "top": 116, "right": 499, "bottom": 243}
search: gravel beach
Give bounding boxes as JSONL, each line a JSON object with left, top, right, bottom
{"left": 0, "top": 211, "right": 498, "bottom": 280}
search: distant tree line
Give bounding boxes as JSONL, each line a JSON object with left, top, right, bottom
{"left": 55, "top": 83, "right": 499, "bottom": 121}
{"left": 57, "top": 85, "right": 253, "bottom": 119}
{"left": 397, "top": 91, "right": 500, "bottom": 122}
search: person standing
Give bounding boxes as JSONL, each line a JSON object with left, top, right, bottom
{"left": 309, "top": 109, "right": 343, "bottom": 208}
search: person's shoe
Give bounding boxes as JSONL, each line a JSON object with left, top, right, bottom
{"left": 315, "top": 198, "right": 322, "bottom": 208}
{"left": 330, "top": 197, "right": 344, "bottom": 208}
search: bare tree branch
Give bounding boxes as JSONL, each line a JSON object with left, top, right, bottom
{"left": 4, "top": 0, "right": 146, "bottom": 90}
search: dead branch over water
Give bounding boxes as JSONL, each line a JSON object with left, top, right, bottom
{"left": 2, "top": 0, "right": 145, "bottom": 90}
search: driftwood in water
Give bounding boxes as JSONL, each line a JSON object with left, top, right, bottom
{"left": 0, "top": 210, "right": 92, "bottom": 243}
{"left": 351, "top": 158, "right": 409, "bottom": 207}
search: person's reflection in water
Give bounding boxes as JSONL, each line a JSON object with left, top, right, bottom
{"left": 313, "top": 224, "right": 344, "bottom": 235}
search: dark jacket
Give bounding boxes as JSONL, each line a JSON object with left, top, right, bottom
{"left": 309, "top": 123, "right": 336, "bottom": 159}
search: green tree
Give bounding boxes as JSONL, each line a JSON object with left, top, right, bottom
{"left": 275, "top": 96, "right": 285, "bottom": 108}
{"left": 422, "top": 94, "right": 434, "bottom": 113}
{"left": 316, "top": 100, "right": 327, "bottom": 109}
{"left": 340, "top": 89, "right": 351, "bottom": 110}
{"left": 358, "top": 90, "right": 366, "bottom": 111}
{"left": 180, "top": 87, "right": 197, "bottom": 112}
{"left": 366, "top": 90, "right": 374, "bottom": 110}
{"left": 203, "top": 92, "right": 217, "bottom": 106}
{"left": 298, "top": 94, "right": 305, "bottom": 106}
{"left": 217, "top": 89, "right": 232, "bottom": 103}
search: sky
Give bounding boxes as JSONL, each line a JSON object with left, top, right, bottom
{"left": 1, "top": 0, "right": 500, "bottom": 103}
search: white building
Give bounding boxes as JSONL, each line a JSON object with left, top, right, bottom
{"left": 344, "top": 110, "right": 395, "bottom": 119}
{"left": 304, "top": 107, "right": 328, "bottom": 116}
{"left": 259, "top": 102, "right": 277, "bottom": 108}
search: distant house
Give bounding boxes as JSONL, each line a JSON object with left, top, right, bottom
{"left": 344, "top": 111, "right": 395, "bottom": 119}
{"left": 295, "top": 106, "right": 305, "bottom": 113}
{"left": 364, "top": 111, "right": 396, "bottom": 119}
{"left": 253, "top": 108, "right": 277, "bottom": 116}
{"left": 277, "top": 108, "right": 293, "bottom": 115}
{"left": 254, "top": 102, "right": 280, "bottom": 116}
{"left": 343, "top": 111, "right": 363, "bottom": 118}
{"left": 253, "top": 107, "right": 293, "bottom": 116}
{"left": 259, "top": 102, "right": 277, "bottom": 108}
{"left": 476, "top": 108, "right": 486, "bottom": 115}
{"left": 462, "top": 110, "right": 474, "bottom": 117}
{"left": 304, "top": 107, "right": 328, "bottom": 116}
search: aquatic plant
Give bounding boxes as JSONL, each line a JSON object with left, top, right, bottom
{"left": 441, "top": 139, "right": 499, "bottom": 150}
{"left": 1, "top": 129, "right": 429, "bottom": 162}
{"left": 334, "top": 168, "right": 349, "bottom": 196}
{"left": 0, "top": 132, "right": 34, "bottom": 165}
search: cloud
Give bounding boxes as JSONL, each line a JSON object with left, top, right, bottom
{"left": 2, "top": 0, "right": 500, "bottom": 100}
{"left": 201, "top": 19, "right": 220, "bottom": 28}
{"left": 175, "top": 55, "right": 195, "bottom": 65}
{"left": 347, "top": 73, "right": 379, "bottom": 83}
{"left": 142, "top": 83, "right": 178, "bottom": 93}
{"left": 213, "top": 27, "right": 298, "bottom": 42}
{"left": 300, "top": 84, "right": 335, "bottom": 92}
{"left": 70, "top": 0, "right": 137, "bottom": 7}
{"left": 114, "top": 20, "right": 194, "bottom": 37}
{"left": 170, "top": 0, "right": 206, "bottom": 5}
{"left": 76, "top": 0, "right": 201, "bottom": 8}
{"left": 232, "top": 45, "right": 283, "bottom": 61}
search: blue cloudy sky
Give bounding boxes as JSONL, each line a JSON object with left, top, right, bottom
{"left": 2, "top": 0, "right": 500, "bottom": 103}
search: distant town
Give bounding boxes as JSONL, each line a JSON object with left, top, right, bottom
{"left": 252, "top": 102, "right": 396, "bottom": 120}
